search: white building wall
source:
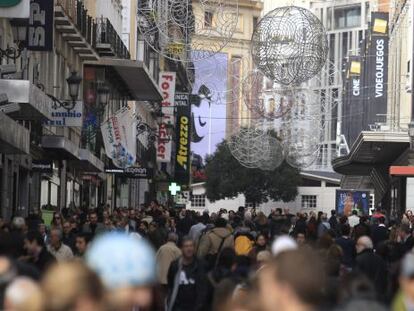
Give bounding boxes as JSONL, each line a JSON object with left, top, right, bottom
{"left": 188, "top": 183, "right": 339, "bottom": 215}
{"left": 95, "top": 0, "right": 123, "bottom": 35}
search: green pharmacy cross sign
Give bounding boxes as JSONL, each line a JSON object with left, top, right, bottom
{"left": 169, "top": 183, "right": 181, "bottom": 196}
{"left": 0, "top": 0, "right": 22, "bottom": 7}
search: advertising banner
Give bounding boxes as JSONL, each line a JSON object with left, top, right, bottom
{"left": 365, "top": 12, "right": 389, "bottom": 127}
{"left": 28, "top": 0, "right": 54, "bottom": 51}
{"left": 174, "top": 92, "right": 191, "bottom": 185}
{"left": 44, "top": 101, "right": 83, "bottom": 127}
{"left": 343, "top": 57, "right": 363, "bottom": 146}
{"left": 101, "top": 107, "right": 136, "bottom": 168}
{"left": 157, "top": 72, "right": 176, "bottom": 163}
{"left": 336, "top": 190, "right": 370, "bottom": 216}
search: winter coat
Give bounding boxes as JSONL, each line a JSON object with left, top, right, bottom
{"left": 156, "top": 242, "right": 182, "bottom": 285}
{"left": 197, "top": 227, "right": 234, "bottom": 258}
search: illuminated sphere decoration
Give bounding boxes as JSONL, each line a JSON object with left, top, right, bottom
{"left": 242, "top": 70, "right": 293, "bottom": 120}
{"left": 251, "top": 6, "right": 328, "bottom": 85}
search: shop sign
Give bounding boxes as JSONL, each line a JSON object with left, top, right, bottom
{"left": 174, "top": 92, "right": 191, "bottom": 185}
{"left": 43, "top": 101, "right": 83, "bottom": 127}
{"left": 105, "top": 166, "right": 153, "bottom": 179}
{"left": 32, "top": 160, "right": 53, "bottom": 173}
{"left": 28, "top": 0, "right": 54, "bottom": 51}
{"left": 0, "top": 0, "right": 29, "bottom": 18}
{"left": 157, "top": 72, "right": 176, "bottom": 163}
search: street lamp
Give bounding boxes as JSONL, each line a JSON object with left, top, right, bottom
{"left": 97, "top": 83, "right": 110, "bottom": 106}
{"left": 67, "top": 71, "right": 82, "bottom": 102}
{"left": 49, "top": 72, "right": 82, "bottom": 111}
{"left": 0, "top": 21, "right": 27, "bottom": 60}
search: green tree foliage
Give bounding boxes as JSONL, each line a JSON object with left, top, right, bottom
{"left": 205, "top": 141, "right": 301, "bottom": 205}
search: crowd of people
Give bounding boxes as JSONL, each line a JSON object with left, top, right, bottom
{"left": 1, "top": 203, "right": 414, "bottom": 310}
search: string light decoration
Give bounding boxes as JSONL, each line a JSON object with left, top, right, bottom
{"left": 227, "top": 127, "right": 267, "bottom": 168}
{"left": 251, "top": 6, "right": 328, "bottom": 85}
{"left": 243, "top": 70, "right": 295, "bottom": 120}
{"left": 137, "top": 0, "right": 239, "bottom": 62}
{"left": 227, "top": 123, "right": 285, "bottom": 171}
{"left": 259, "top": 136, "right": 284, "bottom": 171}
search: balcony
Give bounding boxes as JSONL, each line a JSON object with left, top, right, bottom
{"left": 96, "top": 18, "right": 130, "bottom": 59}
{"left": 0, "top": 80, "right": 52, "bottom": 120}
{"left": 55, "top": 0, "right": 99, "bottom": 61}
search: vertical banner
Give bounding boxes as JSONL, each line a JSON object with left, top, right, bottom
{"left": 101, "top": 107, "right": 136, "bottom": 169}
{"left": 28, "top": 0, "right": 54, "bottom": 51}
{"left": 345, "top": 57, "right": 363, "bottom": 146}
{"left": 157, "top": 72, "right": 176, "bottom": 163}
{"left": 366, "top": 12, "right": 389, "bottom": 127}
{"left": 174, "top": 93, "right": 191, "bottom": 185}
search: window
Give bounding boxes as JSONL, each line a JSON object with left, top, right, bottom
{"left": 334, "top": 6, "right": 361, "bottom": 29}
{"left": 301, "top": 195, "right": 317, "bottom": 209}
{"left": 204, "top": 11, "right": 213, "bottom": 27}
{"left": 253, "top": 16, "right": 259, "bottom": 32}
{"left": 191, "top": 195, "right": 206, "bottom": 208}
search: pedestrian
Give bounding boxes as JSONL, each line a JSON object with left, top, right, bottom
{"left": 23, "top": 231, "right": 55, "bottom": 273}
{"left": 61, "top": 221, "right": 75, "bottom": 252}
{"left": 392, "top": 252, "right": 414, "bottom": 311}
{"left": 40, "top": 261, "right": 107, "bottom": 311}
{"left": 371, "top": 216, "right": 389, "bottom": 249}
{"left": 258, "top": 249, "right": 325, "bottom": 311}
{"left": 348, "top": 210, "right": 360, "bottom": 228}
{"left": 47, "top": 229, "right": 74, "bottom": 262}
{"left": 197, "top": 218, "right": 234, "bottom": 268}
{"left": 355, "top": 236, "right": 387, "bottom": 298}
{"left": 82, "top": 211, "right": 105, "bottom": 238}
{"left": 156, "top": 233, "right": 181, "bottom": 286}
{"left": 75, "top": 233, "right": 91, "bottom": 257}
{"left": 335, "top": 224, "right": 355, "bottom": 268}
{"left": 317, "top": 213, "right": 331, "bottom": 238}
{"left": 398, "top": 224, "right": 414, "bottom": 257}
{"left": 188, "top": 216, "right": 206, "bottom": 245}
{"left": 167, "top": 237, "right": 208, "bottom": 311}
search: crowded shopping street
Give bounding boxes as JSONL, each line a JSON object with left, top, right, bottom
{"left": 2, "top": 0, "right": 414, "bottom": 310}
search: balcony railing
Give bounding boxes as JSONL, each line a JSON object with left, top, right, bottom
{"left": 56, "top": 0, "right": 97, "bottom": 48}
{"left": 96, "top": 18, "right": 130, "bottom": 59}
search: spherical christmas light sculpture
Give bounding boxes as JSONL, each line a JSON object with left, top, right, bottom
{"left": 242, "top": 70, "right": 293, "bottom": 120}
{"left": 259, "top": 136, "right": 284, "bottom": 171}
{"left": 227, "top": 127, "right": 267, "bottom": 168}
{"left": 138, "top": 0, "right": 239, "bottom": 63}
{"left": 251, "top": 6, "right": 328, "bottom": 85}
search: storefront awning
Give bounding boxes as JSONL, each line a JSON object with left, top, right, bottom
{"left": 74, "top": 149, "right": 104, "bottom": 172}
{"left": 41, "top": 136, "right": 80, "bottom": 160}
{"left": 0, "top": 80, "right": 52, "bottom": 120}
{"left": 333, "top": 132, "right": 410, "bottom": 175}
{"left": 85, "top": 59, "right": 162, "bottom": 102}
{"left": 0, "top": 112, "right": 29, "bottom": 154}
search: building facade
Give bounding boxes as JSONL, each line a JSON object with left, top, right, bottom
{"left": 0, "top": 0, "right": 166, "bottom": 219}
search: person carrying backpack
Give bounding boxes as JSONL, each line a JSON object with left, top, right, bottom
{"left": 197, "top": 218, "right": 234, "bottom": 270}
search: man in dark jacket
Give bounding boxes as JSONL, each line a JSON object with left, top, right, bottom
{"left": 23, "top": 231, "right": 55, "bottom": 273}
{"left": 167, "top": 237, "right": 208, "bottom": 311}
{"left": 398, "top": 224, "right": 414, "bottom": 257}
{"left": 355, "top": 236, "right": 387, "bottom": 298}
{"left": 370, "top": 217, "right": 388, "bottom": 249}
{"left": 335, "top": 224, "right": 355, "bottom": 268}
